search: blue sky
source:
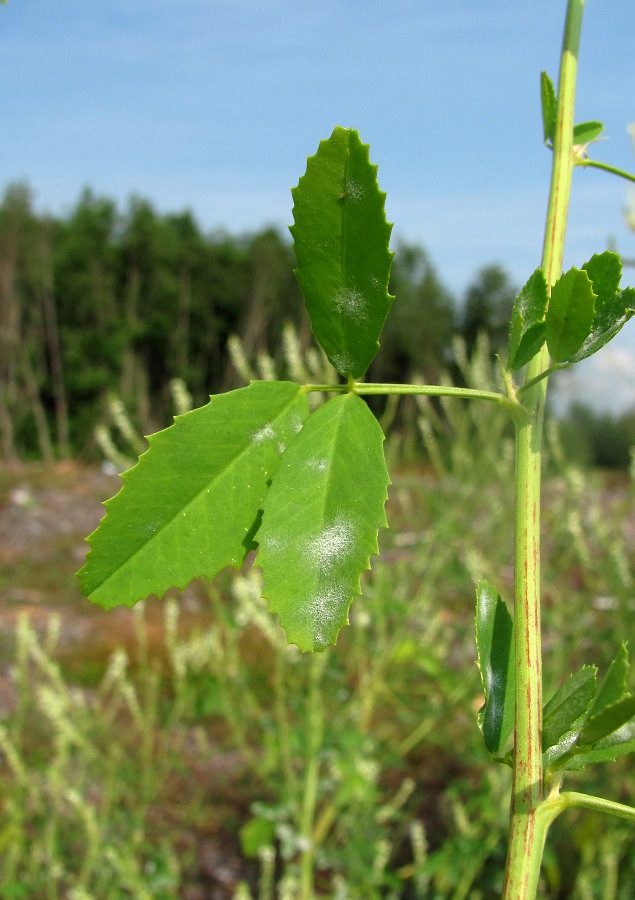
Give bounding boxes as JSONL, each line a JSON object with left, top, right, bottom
{"left": 2, "top": 0, "right": 634, "bottom": 412}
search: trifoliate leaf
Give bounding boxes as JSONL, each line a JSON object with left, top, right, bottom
{"left": 79, "top": 381, "right": 310, "bottom": 609}
{"left": 291, "top": 126, "right": 394, "bottom": 378}
{"left": 257, "top": 393, "right": 389, "bottom": 651}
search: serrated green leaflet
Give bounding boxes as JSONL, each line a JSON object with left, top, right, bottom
{"left": 291, "top": 126, "right": 394, "bottom": 378}
{"left": 79, "top": 381, "right": 310, "bottom": 609}
{"left": 545, "top": 267, "right": 596, "bottom": 362}
{"left": 475, "top": 581, "right": 515, "bottom": 754}
{"left": 566, "top": 717, "right": 635, "bottom": 770}
{"left": 571, "top": 286, "right": 635, "bottom": 364}
{"left": 582, "top": 251, "right": 621, "bottom": 306}
{"left": 257, "top": 393, "right": 389, "bottom": 651}
{"left": 542, "top": 666, "right": 596, "bottom": 751}
{"left": 545, "top": 645, "right": 635, "bottom": 772}
{"left": 579, "top": 695, "right": 635, "bottom": 746}
{"left": 507, "top": 268, "right": 548, "bottom": 371}
{"left": 543, "top": 726, "right": 585, "bottom": 771}
{"left": 540, "top": 71, "right": 556, "bottom": 145}
{"left": 587, "top": 642, "right": 630, "bottom": 718}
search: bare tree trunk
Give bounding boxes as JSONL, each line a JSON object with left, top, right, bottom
{"left": 241, "top": 267, "right": 268, "bottom": 359}
{"left": 19, "top": 328, "right": 53, "bottom": 461}
{"left": 120, "top": 265, "right": 141, "bottom": 404}
{"left": 0, "top": 387, "right": 15, "bottom": 460}
{"left": 0, "top": 222, "right": 19, "bottom": 460}
{"left": 39, "top": 225, "right": 70, "bottom": 456}
{"left": 174, "top": 265, "right": 191, "bottom": 375}
{"left": 119, "top": 265, "right": 154, "bottom": 434}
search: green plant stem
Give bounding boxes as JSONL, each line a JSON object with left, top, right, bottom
{"left": 508, "top": 787, "right": 635, "bottom": 878}
{"left": 517, "top": 362, "right": 571, "bottom": 395}
{"left": 299, "top": 652, "right": 327, "bottom": 900}
{"left": 502, "top": 2, "right": 584, "bottom": 897}
{"left": 504, "top": 410, "right": 545, "bottom": 898}
{"left": 550, "top": 791, "right": 635, "bottom": 823}
{"left": 274, "top": 649, "right": 299, "bottom": 806}
{"left": 576, "top": 157, "right": 635, "bottom": 183}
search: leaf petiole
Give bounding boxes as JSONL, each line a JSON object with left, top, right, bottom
{"left": 517, "top": 362, "right": 572, "bottom": 394}
{"left": 303, "top": 381, "right": 521, "bottom": 414}
{"left": 540, "top": 791, "right": 635, "bottom": 824}
{"left": 575, "top": 157, "right": 635, "bottom": 184}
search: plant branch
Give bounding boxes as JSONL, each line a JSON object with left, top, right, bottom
{"left": 517, "top": 362, "right": 571, "bottom": 395}
{"left": 522, "top": 790, "right": 635, "bottom": 849}
{"left": 576, "top": 158, "right": 635, "bottom": 183}
{"left": 558, "top": 791, "right": 635, "bottom": 822}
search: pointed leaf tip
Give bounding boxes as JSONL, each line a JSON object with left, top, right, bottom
{"left": 292, "top": 126, "right": 394, "bottom": 378}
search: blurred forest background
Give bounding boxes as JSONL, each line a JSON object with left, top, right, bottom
{"left": 1, "top": 181, "right": 634, "bottom": 469}
{"left": 1, "top": 180, "right": 634, "bottom": 896}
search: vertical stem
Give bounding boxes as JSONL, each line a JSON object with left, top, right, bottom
{"left": 540, "top": 2, "right": 583, "bottom": 289}
{"left": 504, "top": 410, "right": 547, "bottom": 898}
{"left": 299, "top": 651, "right": 327, "bottom": 899}
{"left": 502, "top": 2, "right": 584, "bottom": 896}
{"left": 274, "top": 648, "right": 300, "bottom": 806}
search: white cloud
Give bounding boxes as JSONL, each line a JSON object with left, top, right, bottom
{"left": 553, "top": 332, "right": 635, "bottom": 416}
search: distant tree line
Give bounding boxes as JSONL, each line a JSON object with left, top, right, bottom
{"left": 0, "top": 182, "right": 631, "bottom": 468}
{"left": 1, "top": 183, "right": 310, "bottom": 459}
{"left": 558, "top": 403, "right": 635, "bottom": 471}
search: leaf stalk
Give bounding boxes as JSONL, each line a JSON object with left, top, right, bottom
{"left": 576, "top": 158, "right": 635, "bottom": 184}
{"left": 303, "top": 381, "right": 523, "bottom": 416}
{"left": 556, "top": 791, "right": 635, "bottom": 822}
{"left": 517, "top": 362, "right": 571, "bottom": 395}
